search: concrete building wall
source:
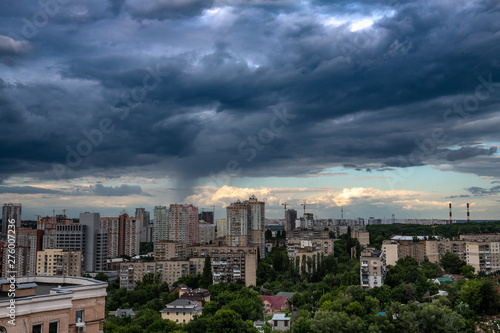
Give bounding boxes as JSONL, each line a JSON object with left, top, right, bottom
{"left": 80, "top": 212, "right": 100, "bottom": 273}
{"left": 0, "top": 276, "right": 106, "bottom": 333}
{"left": 381, "top": 242, "right": 399, "bottom": 266}
{"left": 360, "top": 248, "right": 386, "bottom": 290}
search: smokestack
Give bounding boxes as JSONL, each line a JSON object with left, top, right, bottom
{"left": 449, "top": 203, "right": 452, "bottom": 224}
{"left": 467, "top": 203, "right": 470, "bottom": 223}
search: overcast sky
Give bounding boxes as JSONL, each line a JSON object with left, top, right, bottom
{"left": 1, "top": 0, "right": 500, "bottom": 221}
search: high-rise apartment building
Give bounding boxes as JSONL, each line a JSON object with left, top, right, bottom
{"left": 199, "top": 222, "right": 215, "bottom": 245}
{"left": 227, "top": 200, "right": 251, "bottom": 247}
{"left": 226, "top": 196, "right": 265, "bottom": 258}
{"left": 135, "top": 208, "right": 150, "bottom": 227}
{"left": 80, "top": 212, "right": 108, "bottom": 273}
{"left": 100, "top": 211, "right": 140, "bottom": 258}
{"left": 16, "top": 228, "right": 42, "bottom": 276}
{"left": 216, "top": 219, "right": 227, "bottom": 238}
{"left": 42, "top": 227, "right": 57, "bottom": 250}
{"left": 0, "top": 228, "right": 42, "bottom": 277}
{"left": 56, "top": 224, "right": 86, "bottom": 251}
{"left": 154, "top": 205, "right": 169, "bottom": 242}
{"left": 2, "top": 203, "right": 22, "bottom": 235}
{"left": 286, "top": 209, "right": 297, "bottom": 232}
{"left": 168, "top": 204, "right": 199, "bottom": 245}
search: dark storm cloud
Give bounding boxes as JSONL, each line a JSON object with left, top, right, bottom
{"left": 108, "top": 0, "right": 126, "bottom": 16}
{"left": 465, "top": 186, "right": 500, "bottom": 196}
{"left": 0, "top": 0, "right": 499, "bottom": 184}
{"left": 0, "top": 184, "right": 149, "bottom": 196}
{"left": 445, "top": 194, "right": 471, "bottom": 199}
{"left": 81, "top": 183, "right": 150, "bottom": 196}
{"left": 443, "top": 146, "right": 497, "bottom": 162}
{"left": 126, "top": 0, "right": 215, "bottom": 20}
{"left": 0, "top": 186, "right": 63, "bottom": 194}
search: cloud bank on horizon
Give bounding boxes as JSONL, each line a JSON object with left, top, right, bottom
{"left": 0, "top": 0, "right": 499, "bottom": 219}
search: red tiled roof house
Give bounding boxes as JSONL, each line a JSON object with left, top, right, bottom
{"left": 258, "top": 295, "right": 291, "bottom": 316}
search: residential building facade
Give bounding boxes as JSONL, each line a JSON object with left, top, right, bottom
{"left": 360, "top": 247, "right": 386, "bottom": 290}
{"left": 36, "top": 249, "right": 82, "bottom": 276}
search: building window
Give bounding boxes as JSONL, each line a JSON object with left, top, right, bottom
{"left": 284, "top": 321, "right": 288, "bottom": 327}
{"left": 49, "top": 321, "right": 59, "bottom": 333}
{"left": 32, "top": 324, "right": 43, "bottom": 333}
{"left": 76, "top": 309, "right": 84, "bottom": 323}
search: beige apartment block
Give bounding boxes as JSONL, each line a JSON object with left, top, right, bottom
{"left": 0, "top": 276, "right": 107, "bottom": 333}
{"left": 466, "top": 241, "right": 500, "bottom": 273}
{"left": 424, "top": 239, "right": 467, "bottom": 263}
{"left": 37, "top": 249, "right": 82, "bottom": 277}
{"left": 360, "top": 247, "right": 386, "bottom": 290}
{"left": 351, "top": 229, "right": 370, "bottom": 246}
{"left": 381, "top": 240, "right": 399, "bottom": 266}
{"left": 154, "top": 241, "right": 187, "bottom": 261}
{"left": 460, "top": 234, "right": 500, "bottom": 242}
{"left": 287, "top": 230, "right": 330, "bottom": 240}
{"left": 287, "top": 238, "right": 334, "bottom": 260}
{"left": 189, "top": 246, "right": 258, "bottom": 286}
{"left": 121, "top": 246, "right": 258, "bottom": 289}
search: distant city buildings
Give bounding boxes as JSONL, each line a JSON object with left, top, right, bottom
{"left": 100, "top": 210, "right": 140, "bottom": 258}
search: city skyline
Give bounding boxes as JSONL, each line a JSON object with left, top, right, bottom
{"left": 1, "top": 1, "right": 499, "bottom": 220}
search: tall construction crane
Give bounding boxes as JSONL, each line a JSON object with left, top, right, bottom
{"left": 301, "top": 202, "right": 307, "bottom": 217}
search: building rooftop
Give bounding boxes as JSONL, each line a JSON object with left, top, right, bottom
{"left": 160, "top": 299, "right": 202, "bottom": 313}
{"left": 271, "top": 313, "right": 290, "bottom": 321}
{"left": 258, "top": 295, "right": 288, "bottom": 309}
{"left": 276, "top": 292, "right": 295, "bottom": 298}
